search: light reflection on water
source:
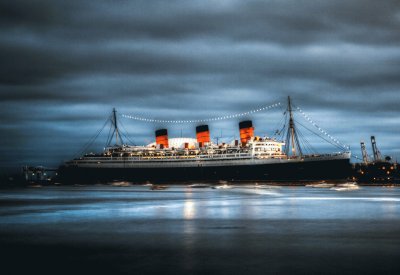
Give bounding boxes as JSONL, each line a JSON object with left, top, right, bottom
{"left": 1, "top": 185, "right": 400, "bottom": 274}
{"left": 183, "top": 199, "right": 195, "bottom": 220}
{"left": 0, "top": 186, "right": 400, "bottom": 224}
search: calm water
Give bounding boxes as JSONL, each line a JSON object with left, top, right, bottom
{"left": 1, "top": 185, "right": 400, "bottom": 274}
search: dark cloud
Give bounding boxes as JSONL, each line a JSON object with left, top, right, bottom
{"left": 0, "top": 0, "right": 400, "bottom": 172}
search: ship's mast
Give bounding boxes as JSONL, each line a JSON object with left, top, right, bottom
{"left": 288, "top": 97, "right": 296, "bottom": 156}
{"left": 112, "top": 108, "right": 122, "bottom": 145}
{"left": 285, "top": 96, "right": 303, "bottom": 158}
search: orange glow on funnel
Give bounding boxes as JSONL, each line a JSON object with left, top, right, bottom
{"left": 239, "top": 120, "right": 254, "bottom": 145}
{"left": 196, "top": 125, "right": 210, "bottom": 147}
{"left": 155, "top": 129, "right": 169, "bottom": 149}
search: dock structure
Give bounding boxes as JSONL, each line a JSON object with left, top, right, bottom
{"left": 23, "top": 166, "right": 57, "bottom": 183}
{"left": 354, "top": 136, "right": 399, "bottom": 183}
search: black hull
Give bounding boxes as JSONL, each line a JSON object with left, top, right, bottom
{"left": 57, "top": 159, "right": 352, "bottom": 184}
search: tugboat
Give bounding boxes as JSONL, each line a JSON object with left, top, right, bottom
{"left": 57, "top": 97, "right": 352, "bottom": 184}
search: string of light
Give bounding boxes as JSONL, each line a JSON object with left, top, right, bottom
{"left": 296, "top": 106, "right": 349, "bottom": 150}
{"left": 121, "top": 102, "right": 281, "bottom": 124}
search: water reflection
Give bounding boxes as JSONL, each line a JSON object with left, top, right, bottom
{"left": 380, "top": 200, "right": 398, "bottom": 219}
{"left": 0, "top": 186, "right": 400, "bottom": 223}
{"left": 1, "top": 186, "right": 400, "bottom": 274}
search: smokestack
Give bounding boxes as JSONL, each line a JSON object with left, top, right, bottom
{"left": 196, "top": 125, "right": 210, "bottom": 147}
{"left": 155, "top": 129, "right": 169, "bottom": 149}
{"left": 239, "top": 120, "right": 254, "bottom": 145}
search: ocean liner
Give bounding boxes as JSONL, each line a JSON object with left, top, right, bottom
{"left": 57, "top": 97, "right": 352, "bottom": 183}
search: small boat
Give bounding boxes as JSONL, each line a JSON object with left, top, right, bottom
{"left": 150, "top": 185, "right": 168, "bottom": 190}
{"left": 305, "top": 180, "right": 335, "bottom": 188}
{"left": 253, "top": 183, "right": 281, "bottom": 189}
{"left": 212, "top": 184, "right": 232, "bottom": 189}
{"left": 143, "top": 182, "right": 153, "bottom": 186}
{"left": 187, "top": 183, "right": 210, "bottom": 188}
{"left": 336, "top": 182, "right": 358, "bottom": 187}
{"left": 330, "top": 182, "right": 359, "bottom": 191}
{"left": 111, "top": 181, "right": 132, "bottom": 187}
{"left": 306, "top": 182, "right": 335, "bottom": 188}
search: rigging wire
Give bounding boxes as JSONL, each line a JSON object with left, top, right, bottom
{"left": 295, "top": 105, "right": 349, "bottom": 150}
{"left": 271, "top": 105, "right": 287, "bottom": 138}
{"left": 105, "top": 120, "right": 114, "bottom": 148}
{"left": 292, "top": 120, "right": 315, "bottom": 154}
{"left": 296, "top": 127, "right": 318, "bottom": 154}
{"left": 73, "top": 115, "right": 112, "bottom": 159}
{"left": 118, "top": 116, "right": 136, "bottom": 145}
{"left": 276, "top": 110, "right": 289, "bottom": 141}
{"left": 294, "top": 118, "right": 346, "bottom": 151}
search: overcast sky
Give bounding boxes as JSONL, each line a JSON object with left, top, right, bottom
{"left": 1, "top": 0, "right": 400, "bottom": 172}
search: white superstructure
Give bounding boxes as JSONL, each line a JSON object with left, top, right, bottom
{"left": 67, "top": 136, "right": 350, "bottom": 169}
